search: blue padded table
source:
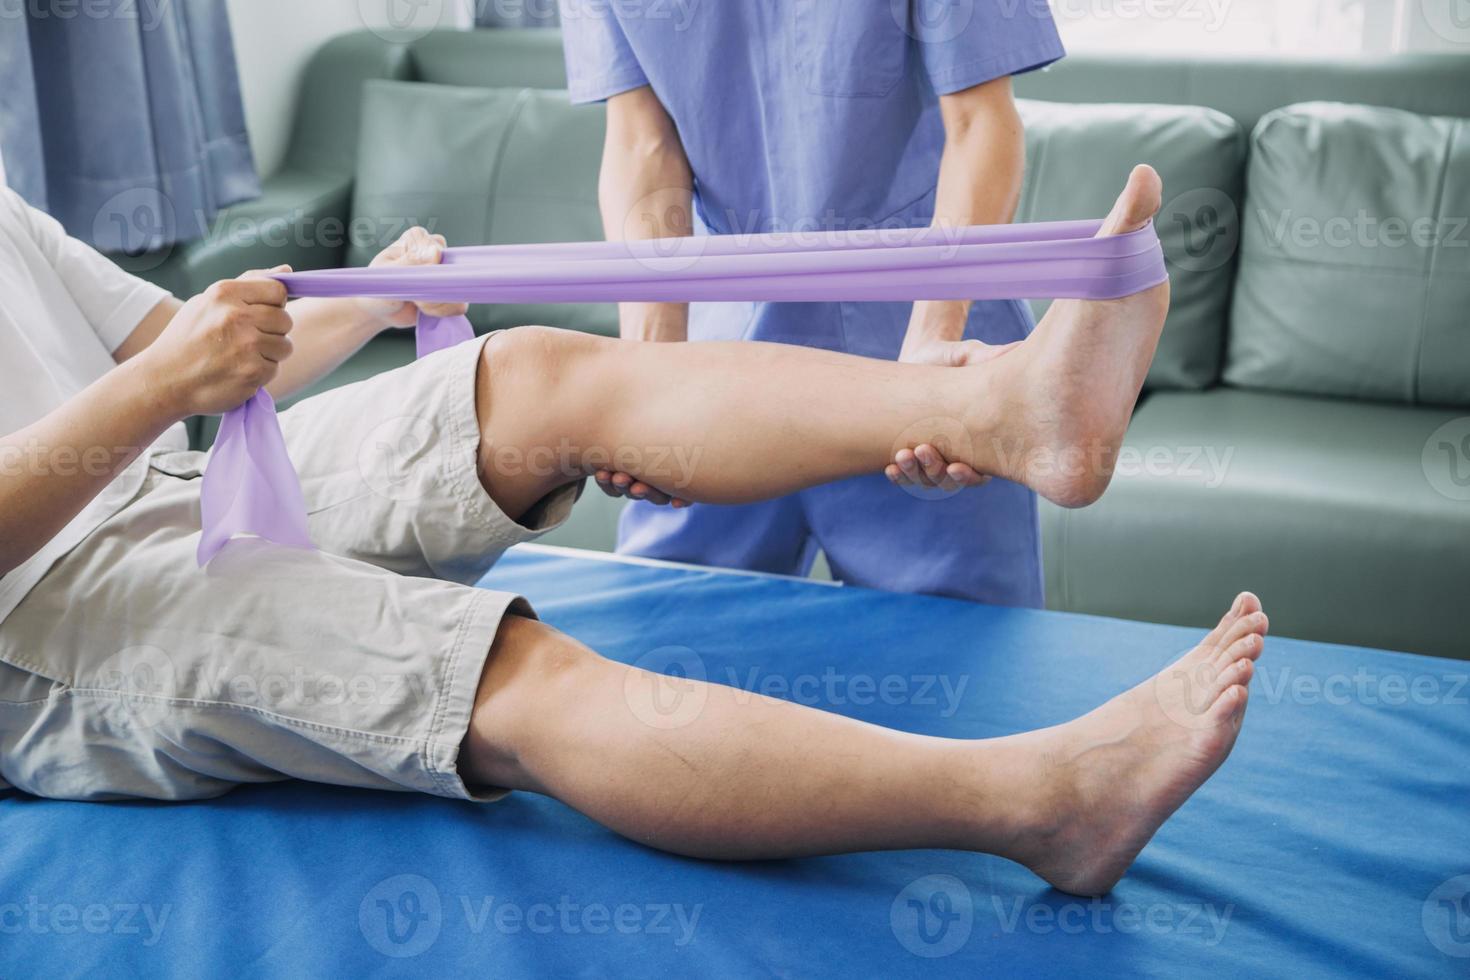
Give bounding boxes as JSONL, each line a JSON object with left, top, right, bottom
{"left": 2, "top": 545, "right": 1466, "bottom": 977}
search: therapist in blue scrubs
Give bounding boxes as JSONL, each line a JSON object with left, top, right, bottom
{"left": 559, "top": 2, "right": 1066, "bottom": 606}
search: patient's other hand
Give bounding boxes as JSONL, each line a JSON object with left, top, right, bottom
{"left": 362, "top": 226, "right": 470, "bottom": 329}
{"left": 595, "top": 471, "right": 691, "bottom": 508}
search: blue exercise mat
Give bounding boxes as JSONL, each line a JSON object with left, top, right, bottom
{"left": 2, "top": 545, "right": 1466, "bottom": 977}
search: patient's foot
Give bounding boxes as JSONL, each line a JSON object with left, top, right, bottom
{"left": 977, "top": 165, "right": 1172, "bottom": 507}
{"left": 1001, "top": 593, "right": 1268, "bottom": 896}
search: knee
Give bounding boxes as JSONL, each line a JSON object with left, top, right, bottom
{"left": 481, "top": 325, "right": 603, "bottom": 398}
{"left": 462, "top": 615, "right": 604, "bottom": 791}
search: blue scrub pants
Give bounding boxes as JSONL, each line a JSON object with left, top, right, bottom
{"left": 617, "top": 298, "right": 1045, "bottom": 607}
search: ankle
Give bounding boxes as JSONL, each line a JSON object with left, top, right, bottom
{"left": 955, "top": 356, "right": 1029, "bottom": 484}
{"left": 953, "top": 734, "right": 1068, "bottom": 858}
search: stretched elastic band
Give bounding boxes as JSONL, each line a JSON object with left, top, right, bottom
{"left": 197, "top": 219, "right": 1167, "bottom": 564}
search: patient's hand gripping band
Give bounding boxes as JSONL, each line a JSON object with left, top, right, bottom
{"left": 196, "top": 218, "right": 1167, "bottom": 564}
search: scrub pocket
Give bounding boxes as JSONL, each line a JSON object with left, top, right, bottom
{"left": 793, "top": 1, "right": 908, "bottom": 98}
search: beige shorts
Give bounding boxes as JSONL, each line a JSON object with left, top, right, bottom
{"left": 0, "top": 335, "right": 581, "bottom": 802}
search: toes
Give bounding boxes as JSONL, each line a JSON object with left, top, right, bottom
{"left": 1098, "top": 165, "right": 1163, "bottom": 237}
{"left": 1211, "top": 612, "right": 1269, "bottom": 662}
{"left": 1229, "top": 631, "right": 1264, "bottom": 666}
{"left": 1201, "top": 594, "right": 1248, "bottom": 648}
{"left": 1198, "top": 592, "right": 1261, "bottom": 653}
{"left": 1207, "top": 655, "right": 1255, "bottom": 701}
{"left": 1206, "top": 684, "right": 1250, "bottom": 729}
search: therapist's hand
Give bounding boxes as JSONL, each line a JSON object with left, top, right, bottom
{"left": 362, "top": 227, "right": 470, "bottom": 329}
{"left": 594, "top": 471, "right": 691, "bottom": 508}
{"left": 898, "top": 334, "right": 1019, "bottom": 369}
{"left": 888, "top": 336, "right": 1019, "bottom": 491}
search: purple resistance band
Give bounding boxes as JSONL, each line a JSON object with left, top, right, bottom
{"left": 196, "top": 218, "right": 1167, "bottom": 564}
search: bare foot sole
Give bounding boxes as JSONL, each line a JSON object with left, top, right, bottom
{"left": 1005, "top": 592, "right": 1269, "bottom": 896}
{"left": 979, "top": 164, "right": 1173, "bottom": 508}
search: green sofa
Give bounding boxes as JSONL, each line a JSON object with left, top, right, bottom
{"left": 126, "top": 30, "right": 1470, "bottom": 660}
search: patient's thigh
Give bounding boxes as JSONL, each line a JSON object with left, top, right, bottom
{"left": 276, "top": 336, "right": 577, "bottom": 583}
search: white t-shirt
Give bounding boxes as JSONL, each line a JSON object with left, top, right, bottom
{"left": 0, "top": 186, "right": 185, "bottom": 625}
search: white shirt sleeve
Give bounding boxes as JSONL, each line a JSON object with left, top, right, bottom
{"left": 0, "top": 187, "right": 172, "bottom": 354}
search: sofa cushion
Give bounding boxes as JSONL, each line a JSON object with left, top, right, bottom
{"left": 1016, "top": 99, "right": 1245, "bottom": 391}
{"left": 1227, "top": 102, "right": 1470, "bottom": 406}
{"left": 349, "top": 79, "right": 614, "bottom": 335}
{"left": 125, "top": 168, "right": 355, "bottom": 299}
{"left": 1039, "top": 388, "right": 1470, "bottom": 659}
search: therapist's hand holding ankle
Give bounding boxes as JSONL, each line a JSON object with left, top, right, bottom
{"left": 889, "top": 76, "right": 1029, "bottom": 491}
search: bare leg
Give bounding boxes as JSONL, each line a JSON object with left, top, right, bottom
{"left": 456, "top": 165, "right": 1248, "bottom": 896}
{"left": 475, "top": 167, "right": 1170, "bottom": 519}
{"left": 462, "top": 594, "right": 1269, "bottom": 895}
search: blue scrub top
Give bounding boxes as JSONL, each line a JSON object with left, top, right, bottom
{"left": 561, "top": 1, "right": 1064, "bottom": 353}
{"left": 563, "top": 1, "right": 1062, "bottom": 226}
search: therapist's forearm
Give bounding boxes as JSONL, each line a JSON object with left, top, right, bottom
{"left": 600, "top": 149, "right": 693, "bottom": 342}
{"left": 600, "top": 88, "right": 694, "bottom": 342}
{"left": 906, "top": 87, "right": 1026, "bottom": 347}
